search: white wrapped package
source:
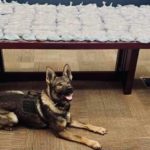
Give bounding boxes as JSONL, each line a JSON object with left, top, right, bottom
{"left": 35, "top": 34, "right": 48, "bottom": 41}
{"left": 117, "top": 5, "right": 139, "bottom": 21}
{"left": 130, "top": 25, "right": 150, "bottom": 43}
{"left": 57, "top": 5, "right": 81, "bottom": 41}
{"left": 47, "top": 32, "right": 61, "bottom": 41}
{"left": 0, "top": 15, "right": 11, "bottom": 28}
{"left": 0, "top": 3, "right": 13, "bottom": 14}
{"left": 119, "top": 31, "right": 135, "bottom": 42}
{"left": 22, "top": 33, "right": 36, "bottom": 40}
{"left": 0, "top": 29, "right": 3, "bottom": 39}
{"left": 4, "top": 33, "right": 20, "bottom": 40}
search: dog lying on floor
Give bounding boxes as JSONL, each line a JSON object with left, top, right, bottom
{"left": 0, "top": 64, "right": 107, "bottom": 150}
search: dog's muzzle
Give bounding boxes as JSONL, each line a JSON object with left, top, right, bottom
{"left": 63, "top": 87, "right": 74, "bottom": 101}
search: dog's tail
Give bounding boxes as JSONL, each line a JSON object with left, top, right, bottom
{"left": 0, "top": 90, "right": 25, "bottom": 96}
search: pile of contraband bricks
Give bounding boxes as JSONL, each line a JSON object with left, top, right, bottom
{"left": 0, "top": 1, "right": 150, "bottom": 43}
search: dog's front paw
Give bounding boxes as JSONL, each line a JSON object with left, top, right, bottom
{"left": 89, "top": 140, "right": 102, "bottom": 150}
{"left": 93, "top": 127, "right": 107, "bottom": 135}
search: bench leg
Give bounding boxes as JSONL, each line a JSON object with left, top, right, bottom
{"left": 116, "top": 49, "right": 139, "bottom": 94}
{"left": 0, "top": 49, "right": 4, "bottom": 81}
{"left": 115, "top": 49, "right": 126, "bottom": 72}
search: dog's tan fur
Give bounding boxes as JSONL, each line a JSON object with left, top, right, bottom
{"left": 41, "top": 90, "right": 64, "bottom": 114}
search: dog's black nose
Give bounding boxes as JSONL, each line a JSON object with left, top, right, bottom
{"left": 63, "top": 87, "right": 73, "bottom": 95}
{"left": 67, "top": 87, "right": 73, "bottom": 93}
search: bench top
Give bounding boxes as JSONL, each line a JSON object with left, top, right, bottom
{"left": 0, "top": 40, "right": 150, "bottom": 49}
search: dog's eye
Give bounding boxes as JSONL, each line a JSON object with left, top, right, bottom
{"left": 57, "top": 83, "right": 63, "bottom": 86}
{"left": 66, "top": 81, "right": 71, "bottom": 85}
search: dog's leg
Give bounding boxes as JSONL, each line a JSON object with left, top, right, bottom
{"left": 69, "top": 120, "right": 107, "bottom": 135}
{"left": 0, "top": 109, "right": 18, "bottom": 130}
{"left": 58, "top": 130, "right": 102, "bottom": 150}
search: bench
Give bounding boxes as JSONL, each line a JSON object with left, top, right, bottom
{"left": 0, "top": 0, "right": 150, "bottom": 94}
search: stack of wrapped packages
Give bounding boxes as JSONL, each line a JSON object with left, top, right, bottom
{"left": 0, "top": 1, "right": 150, "bottom": 43}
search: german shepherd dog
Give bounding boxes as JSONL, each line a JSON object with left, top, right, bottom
{"left": 0, "top": 64, "right": 107, "bottom": 150}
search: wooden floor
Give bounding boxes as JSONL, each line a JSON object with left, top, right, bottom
{"left": 0, "top": 49, "right": 150, "bottom": 150}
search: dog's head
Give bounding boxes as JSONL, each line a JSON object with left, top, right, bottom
{"left": 46, "top": 64, "right": 73, "bottom": 110}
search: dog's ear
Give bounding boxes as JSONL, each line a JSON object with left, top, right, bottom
{"left": 63, "top": 64, "right": 73, "bottom": 80}
{"left": 46, "top": 67, "right": 56, "bottom": 84}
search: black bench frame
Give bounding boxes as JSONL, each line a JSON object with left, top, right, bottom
{"left": 0, "top": 40, "right": 150, "bottom": 94}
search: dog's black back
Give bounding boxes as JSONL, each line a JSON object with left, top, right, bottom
{"left": 0, "top": 92, "right": 47, "bottom": 128}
